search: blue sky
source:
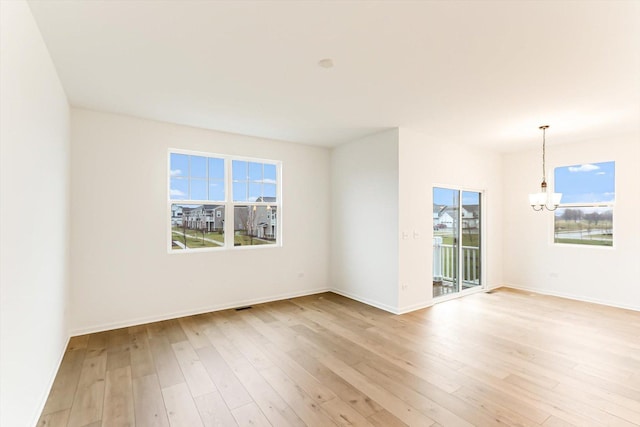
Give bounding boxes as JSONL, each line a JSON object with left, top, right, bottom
{"left": 433, "top": 188, "right": 480, "bottom": 207}
{"left": 433, "top": 161, "right": 614, "bottom": 207}
{"left": 554, "top": 161, "right": 615, "bottom": 203}
{"left": 170, "top": 153, "right": 276, "bottom": 202}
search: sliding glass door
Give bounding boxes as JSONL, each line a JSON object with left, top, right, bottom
{"left": 433, "top": 187, "right": 482, "bottom": 298}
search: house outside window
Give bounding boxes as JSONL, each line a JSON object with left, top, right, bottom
{"left": 168, "top": 150, "right": 281, "bottom": 252}
{"left": 554, "top": 161, "right": 614, "bottom": 247}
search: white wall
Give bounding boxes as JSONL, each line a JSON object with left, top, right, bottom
{"left": 503, "top": 133, "right": 640, "bottom": 310}
{"left": 70, "top": 109, "right": 330, "bottom": 333}
{"left": 397, "top": 128, "right": 504, "bottom": 312}
{"left": 330, "top": 129, "right": 400, "bottom": 312}
{"left": 0, "top": 1, "right": 71, "bottom": 426}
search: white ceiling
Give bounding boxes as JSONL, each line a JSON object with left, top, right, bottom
{"left": 27, "top": 0, "right": 640, "bottom": 151}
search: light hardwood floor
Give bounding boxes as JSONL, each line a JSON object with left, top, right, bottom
{"left": 38, "top": 288, "right": 640, "bottom": 427}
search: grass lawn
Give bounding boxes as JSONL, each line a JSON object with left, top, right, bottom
{"left": 436, "top": 233, "right": 480, "bottom": 247}
{"left": 554, "top": 219, "right": 613, "bottom": 232}
{"left": 172, "top": 227, "right": 224, "bottom": 249}
{"left": 171, "top": 227, "right": 275, "bottom": 248}
{"left": 234, "top": 234, "right": 274, "bottom": 246}
{"left": 554, "top": 237, "right": 612, "bottom": 246}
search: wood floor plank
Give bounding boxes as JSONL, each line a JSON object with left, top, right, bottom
{"left": 227, "top": 312, "right": 338, "bottom": 405}
{"left": 214, "top": 314, "right": 274, "bottom": 371}
{"left": 162, "top": 382, "right": 204, "bottom": 427}
{"left": 38, "top": 289, "right": 640, "bottom": 427}
{"left": 86, "top": 331, "right": 108, "bottom": 358}
{"left": 194, "top": 390, "right": 240, "bottom": 427}
{"left": 171, "top": 340, "right": 216, "bottom": 397}
{"left": 249, "top": 305, "right": 278, "bottom": 324}
{"left": 178, "top": 315, "right": 211, "bottom": 350}
{"left": 543, "top": 415, "right": 578, "bottom": 427}
{"left": 452, "top": 384, "right": 542, "bottom": 427}
{"left": 553, "top": 382, "right": 640, "bottom": 424}
{"left": 221, "top": 357, "right": 305, "bottom": 426}
{"left": 107, "top": 349, "right": 131, "bottom": 372}
{"left": 239, "top": 309, "right": 297, "bottom": 352}
{"left": 314, "top": 351, "right": 436, "bottom": 426}
{"left": 106, "top": 327, "right": 132, "bottom": 354}
{"left": 459, "top": 364, "right": 611, "bottom": 426}
{"left": 258, "top": 365, "right": 339, "bottom": 426}
{"left": 320, "top": 396, "right": 376, "bottom": 427}
{"left": 132, "top": 374, "right": 170, "bottom": 427}
{"left": 291, "top": 324, "right": 365, "bottom": 367}
{"left": 196, "top": 345, "right": 253, "bottom": 410}
{"left": 354, "top": 360, "right": 478, "bottom": 427}
{"left": 147, "top": 336, "right": 185, "bottom": 389}
{"left": 102, "top": 366, "right": 135, "bottom": 427}
{"left": 207, "top": 321, "right": 305, "bottom": 426}
{"left": 256, "top": 339, "right": 337, "bottom": 404}
{"left": 67, "top": 335, "right": 90, "bottom": 351}
{"left": 130, "top": 331, "right": 156, "bottom": 379}
{"left": 147, "top": 319, "right": 188, "bottom": 343}
{"left": 37, "top": 409, "right": 70, "bottom": 427}
{"left": 231, "top": 402, "right": 272, "bottom": 427}
{"left": 67, "top": 354, "right": 108, "bottom": 427}
{"left": 366, "top": 409, "right": 409, "bottom": 427}
{"left": 41, "top": 348, "right": 86, "bottom": 415}
{"left": 505, "top": 372, "right": 638, "bottom": 426}
{"left": 304, "top": 310, "right": 462, "bottom": 394}
{"left": 286, "top": 346, "right": 383, "bottom": 419}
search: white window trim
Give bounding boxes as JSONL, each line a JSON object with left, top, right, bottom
{"left": 167, "top": 149, "right": 282, "bottom": 253}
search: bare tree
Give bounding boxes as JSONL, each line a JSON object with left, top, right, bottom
{"left": 246, "top": 206, "right": 257, "bottom": 245}
{"left": 181, "top": 216, "right": 188, "bottom": 248}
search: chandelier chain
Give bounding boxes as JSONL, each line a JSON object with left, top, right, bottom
{"left": 542, "top": 126, "right": 546, "bottom": 182}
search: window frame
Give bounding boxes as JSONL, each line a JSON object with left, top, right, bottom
{"left": 553, "top": 160, "right": 615, "bottom": 248}
{"left": 167, "top": 148, "right": 282, "bottom": 253}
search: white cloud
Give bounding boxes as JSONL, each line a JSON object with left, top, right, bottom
{"left": 170, "top": 188, "right": 186, "bottom": 197}
{"left": 596, "top": 172, "right": 606, "bottom": 175}
{"left": 568, "top": 164, "right": 600, "bottom": 173}
{"left": 262, "top": 178, "right": 277, "bottom": 184}
{"left": 170, "top": 169, "right": 182, "bottom": 177}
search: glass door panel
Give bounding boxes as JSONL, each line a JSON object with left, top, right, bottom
{"left": 433, "top": 187, "right": 482, "bottom": 298}
{"left": 433, "top": 188, "right": 459, "bottom": 298}
{"left": 461, "top": 191, "right": 481, "bottom": 291}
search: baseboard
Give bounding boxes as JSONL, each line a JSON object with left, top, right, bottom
{"left": 69, "top": 287, "right": 332, "bottom": 336}
{"left": 332, "top": 285, "right": 503, "bottom": 315}
{"left": 502, "top": 284, "right": 640, "bottom": 312}
{"left": 330, "top": 289, "right": 401, "bottom": 314}
{"left": 73, "top": 282, "right": 632, "bottom": 336}
{"left": 31, "top": 333, "right": 71, "bottom": 427}
{"left": 396, "top": 300, "right": 433, "bottom": 314}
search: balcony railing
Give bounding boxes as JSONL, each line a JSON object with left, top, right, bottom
{"left": 433, "top": 238, "right": 480, "bottom": 285}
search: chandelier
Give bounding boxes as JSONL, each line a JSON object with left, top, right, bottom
{"left": 529, "top": 125, "right": 562, "bottom": 211}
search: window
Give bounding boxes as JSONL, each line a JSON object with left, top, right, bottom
{"left": 169, "top": 150, "right": 280, "bottom": 252}
{"left": 554, "top": 161, "right": 614, "bottom": 247}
